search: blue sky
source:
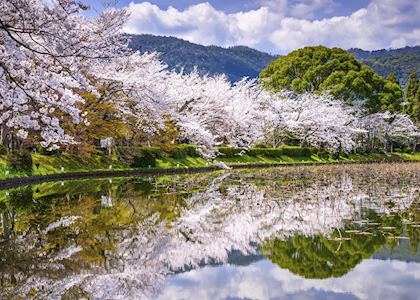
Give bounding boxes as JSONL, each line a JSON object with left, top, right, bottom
{"left": 84, "top": 0, "right": 420, "bottom": 54}
{"left": 85, "top": 0, "right": 368, "bottom": 15}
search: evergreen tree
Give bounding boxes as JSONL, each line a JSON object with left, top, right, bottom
{"left": 380, "top": 72, "right": 403, "bottom": 112}
{"left": 387, "top": 71, "right": 399, "bottom": 84}
{"left": 412, "top": 86, "right": 420, "bottom": 122}
{"left": 404, "top": 69, "right": 419, "bottom": 116}
{"left": 405, "top": 69, "right": 419, "bottom": 99}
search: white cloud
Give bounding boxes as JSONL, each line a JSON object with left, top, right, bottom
{"left": 123, "top": 0, "right": 420, "bottom": 54}
{"left": 150, "top": 259, "right": 420, "bottom": 300}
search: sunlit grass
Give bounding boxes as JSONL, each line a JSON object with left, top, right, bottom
{"left": 0, "top": 151, "right": 419, "bottom": 181}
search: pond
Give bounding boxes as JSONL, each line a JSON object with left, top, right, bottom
{"left": 1, "top": 163, "right": 420, "bottom": 300}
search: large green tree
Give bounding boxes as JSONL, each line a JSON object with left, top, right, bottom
{"left": 260, "top": 46, "right": 402, "bottom": 113}
{"left": 403, "top": 69, "right": 420, "bottom": 121}
{"left": 379, "top": 72, "right": 404, "bottom": 112}
{"left": 260, "top": 211, "right": 405, "bottom": 279}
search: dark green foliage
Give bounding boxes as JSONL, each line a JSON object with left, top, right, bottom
{"left": 393, "top": 147, "right": 413, "bottom": 154}
{"left": 414, "top": 86, "right": 420, "bottom": 121}
{"left": 8, "top": 187, "right": 34, "bottom": 213}
{"left": 348, "top": 47, "right": 420, "bottom": 86}
{"left": 6, "top": 150, "right": 33, "bottom": 173}
{"left": 253, "top": 142, "right": 268, "bottom": 148}
{"left": 386, "top": 71, "right": 399, "bottom": 84}
{"left": 118, "top": 146, "right": 162, "bottom": 167}
{"left": 261, "top": 231, "right": 385, "bottom": 279}
{"left": 132, "top": 149, "right": 157, "bottom": 168}
{"left": 403, "top": 69, "right": 420, "bottom": 121}
{"left": 129, "top": 34, "right": 277, "bottom": 82}
{"left": 349, "top": 46, "right": 420, "bottom": 60}
{"left": 380, "top": 76, "right": 403, "bottom": 112}
{"left": 248, "top": 148, "right": 283, "bottom": 157}
{"left": 133, "top": 179, "right": 153, "bottom": 194}
{"left": 218, "top": 146, "right": 312, "bottom": 158}
{"left": 120, "top": 145, "right": 200, "bottom": 167}
{"left": 403, "top": 147, "right": 413, "bottom": 154}
{"left": 315, "top": 148, "right": 331, "bottom": 159}
{"left": 405, "top": 69, "right": 419, "bottom": 100}
{"left": 279, "top": 146, "right": 312, "bottom": 157}
{"left": 261, "top": 211, "right": 404, "bottom": 279}
{"left": 36, "top": 146, "right": 62, "bottom": 156}
{"left": 0, "top": 144, "right": 7, "bottom": 155}
{"left": 260, "top": 46, "right": 402, "bottom": 113}
{"left": 161, "top": 144, "right": 199, "bottom": 159}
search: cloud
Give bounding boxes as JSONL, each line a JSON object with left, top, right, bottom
{"left": 123, "top": 0, "right": 420, "bottom": 54}
{"left": 152, "top": 259, "right": 420, "bottom": 300}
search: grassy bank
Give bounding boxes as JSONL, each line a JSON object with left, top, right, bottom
{"left": 0, "top": 148, "right": 419, "bottom": 181}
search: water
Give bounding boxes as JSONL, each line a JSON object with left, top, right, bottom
{"left": 1, "top": 163, "right": 419, "bottom": 300}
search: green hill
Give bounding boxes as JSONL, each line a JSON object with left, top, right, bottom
{"left": 128, "top": 34, "right": 419, "bottom": 87}
{"left": 128, "top": 34, "right": 278, "bottom": 82}
{"left": 348, "top": 47, "right": 420, "bottom": 86}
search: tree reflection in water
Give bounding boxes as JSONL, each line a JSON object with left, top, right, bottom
{"left": 0, "top": 163, "right": 419, "bottom": 299}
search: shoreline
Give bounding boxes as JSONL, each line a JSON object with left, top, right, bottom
{"left": 1, "top": 159, "right": 419, "bottom": 190}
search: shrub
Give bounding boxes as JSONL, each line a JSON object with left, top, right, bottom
{"left": 6, "top": 150, "right": 33, "bottom": 173}
{"left": 254, "top": 142, "right": 268, "bottom": 148}
{"left": 141, "top": 147, "right": 164, "bottom": 158}
{"left": 118, "top": 146, "right": 162, "bottom": 166}
{"left": 340, "top": 152, "right": 349, "bottom": 158}
{"left": 8, "top": 186, "right": 34, "bottom": 212}
{"left": 36, "top": 146, "right": 61, "bottom": 156}
{"left": 316, "top": 148, "right": 331, "bottom": 159}
{"left": 0, "top": 144, "right": 7, "bottom": 155}
{"left": 161, "top": 144, "right": 199, "bottom": 159}
{"left": 280, "top": 146, "right": 312, "bottom": 158}
{"left": 217, "top": 147, "right": 243, "bottom": 158}
{"left": 130, "top": 147, "right": 164, "bottom": 168}
{"left": 248, "top": 148, "right": 283, "bottom": 157}
{"left": 309, "top": 147, "right": 319, "bottom": 155}
{"left": 182, "top": 145, "right": 200, "bottom": 157}
{"left": 403, "top": 147, "right": 413, "bottom": 154}
{"left": 132, "top": 153, "right": 156, "bottom": 168}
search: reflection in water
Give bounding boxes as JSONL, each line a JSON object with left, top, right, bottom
{"left": 0, "top": 163, "right": 419, "bottom": 299}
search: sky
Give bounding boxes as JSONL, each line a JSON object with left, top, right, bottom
{"left": 84, "top": 0, "right": 420, "bottom": 54}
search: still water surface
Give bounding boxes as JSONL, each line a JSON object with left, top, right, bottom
{"left": 1, "top": 163, "right": 420, "bottom": 300}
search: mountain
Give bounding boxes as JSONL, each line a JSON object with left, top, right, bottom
{"left": 373, "top": 238, "right": 420, "bottom": 263}
{"left": 348, "top": 46, "right": 420, "bottom": 86}
{"left": 128, "top": 34, "right": 278, "bottom": 82}
{"left": 128, "top": 34, "right": 419, "bottom": 86}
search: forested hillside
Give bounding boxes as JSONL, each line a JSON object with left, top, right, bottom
{"left": 348, "top": 47, "right": 420, "bottom": 86}
{"left": 129, "top": 35, "right": 419, "bottom": 86}
{"left": 129, "top": 34, "right": 278, "bottom": 82}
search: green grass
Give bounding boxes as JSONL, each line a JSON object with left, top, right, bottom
{"left": 0, "top": 153, "right": 129, "bottom": 180}
{"left": 0, "top": 151, "right": 419, "bottom": 181}
{"left": 156, "top": 156, "right": 208, "bottom": 169}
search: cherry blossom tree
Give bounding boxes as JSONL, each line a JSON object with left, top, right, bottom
{"left": 169, "top": 72, "right": 271, "bottom": 158}
{"left": 388, "top": 114, "right": 420, "bottom": 151}
{"left": 97, "top": 55, "right": 271, "bottom": 159}
{"left": 0, "top": 0, "right": 128, "bottom": 149}
{"left": 2, "top": 1, "right": 417, "bottom": 156}
{"left": 267, "top": 92, "right": 361, "bottom": 152}
{"left": 95, "top": 52, "right": 173, "bottom": 136}
{"left": 359, "top": 112, "right": 420, "bottom": 152}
